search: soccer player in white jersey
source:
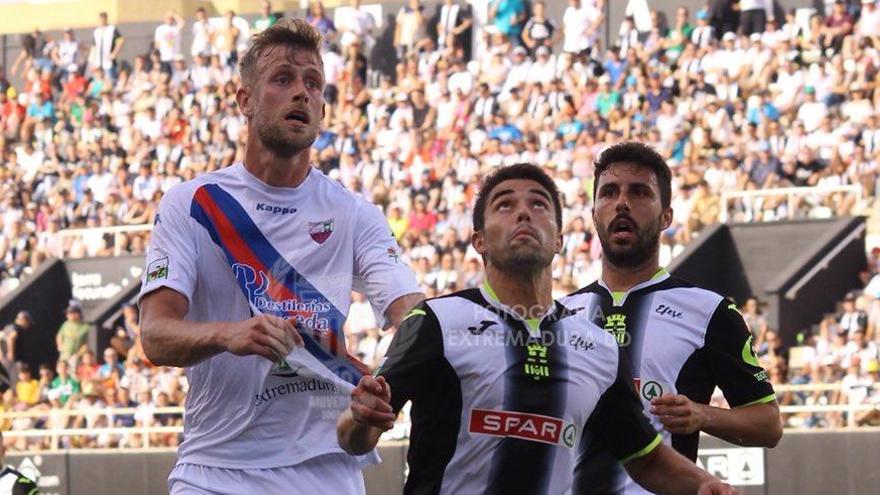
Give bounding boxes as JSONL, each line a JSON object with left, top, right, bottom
{"left": 563, "top": 142, "right": 782, "bottom": 494}
{"left": 138, "top": 18, "right": 423, "bottom": 494}
{"left": 337, "top": 163, "right": 735, "bottom": 494}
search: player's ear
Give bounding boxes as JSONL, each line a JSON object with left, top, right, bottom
{"left": 661, "top": 207, "right": 673, "bottom": 230}
{"left": 471, "top": 230, "right": 488, "bottom": 256}
{"left": 236, "top": 86, "right": 253, "bottom": 119}
{"left": 555, "top": 231, "right": 563, "bottom": 254}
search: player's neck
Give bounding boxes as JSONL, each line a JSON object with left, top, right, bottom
{"left": 243, "top": 141, "right": 311, "bottom": 188}
{"left": 601, "top": 255, "right": 661, "bottom": 293}
{"left": 484, "top": 265, "right": 554, "bottom": 320}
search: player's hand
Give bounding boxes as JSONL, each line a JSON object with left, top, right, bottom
{"left": 650, "top": 394, "right": 707, "bottom": 435}
{"left": 698, "top": 480, "right": 738, "bottom": 494}
{"left": 222, "top": 314, "right": 304, "bottom": 362}
{"left": 350, "top": 375, "right": 396, "bottom": 431}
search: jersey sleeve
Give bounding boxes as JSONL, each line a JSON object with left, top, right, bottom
{"left": 585, "top": 351, "right": 661, "bottom": 463}
{"left": 374, "top": 302, "right": 444, "bottom": 413}
{"left": 352, "top": 200, "right": 421, "bottom": 327}
{"left": 12, "top": 474, "right": 39, "bottom": 495}
{"left": 704, "top": 299, "right": 777, "bottom": 408}
{"left": 137, "top": 184, "right": 199, "bottom": 306}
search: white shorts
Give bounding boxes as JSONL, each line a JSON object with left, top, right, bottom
{"left": 168, "top": 453, "right": 366, "bottom": 495}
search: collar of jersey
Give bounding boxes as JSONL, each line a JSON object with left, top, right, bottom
{"left": 480, "top": 281, "right": 558, "bottom": 334}
{"left": 598, "top": 267, "right": 670, "bottom": 307}
{"left": 237, "top": 161, "right": 315, "bottom": 196}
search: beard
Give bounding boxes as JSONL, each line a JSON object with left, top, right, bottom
{"left": 255, "top": 113, "right": 318, "bottom": 158}
{"left": 597, "top": 214, "right": 663, "bottom": 269}
{"left": 487, "top": 241, "right": 554, "bottom": 275}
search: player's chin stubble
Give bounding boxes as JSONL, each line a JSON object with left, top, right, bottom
{"left": 257, "top": 118, "right": 317, "bottom": 158}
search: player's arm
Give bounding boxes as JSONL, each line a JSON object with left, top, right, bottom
{"left": 384, "top": 293, "right": 425, "bottom": 330}
{"left": 651, "top": 300, "right": 782, "bottom": 447}
{"left": 625, "top": 444, "right": 734, "bottom": 495}
{"left": 338, "top": 303, "right": 442, "bottom": 455}
{"left": 587, "top": 349, "right": 733, "bottom": 494}
{"left": 141, "top": 288, "right": 302, "bottom": 368}
{"left": 353, "top": 201, "right": 424, "bottom": 331}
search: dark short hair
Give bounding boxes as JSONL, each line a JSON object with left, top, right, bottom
{"left": 593, "top": 142, "right": 672, "bottom": 209}
{"left": 472, "top": 163, "right": 563, "bottom": 232}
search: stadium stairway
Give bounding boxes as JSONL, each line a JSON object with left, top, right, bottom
{"left": 668, "top": 217, "right": 867, "bottom": 348}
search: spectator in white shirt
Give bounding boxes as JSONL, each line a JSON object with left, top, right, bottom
{"left": 190, "top": 7, "right": 215, "bottom": 57}
{"left": 154, "top": 11, "right": 185, "bottom": 67}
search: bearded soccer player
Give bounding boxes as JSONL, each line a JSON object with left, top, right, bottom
{"left": 563, "top": 142, "right": 782, "bottom": 494}
{"left": 138, "top": 19, "right": 422, "bottom": 494}
{"left": 337, "top": 163, "right": 735, "bottom": 495}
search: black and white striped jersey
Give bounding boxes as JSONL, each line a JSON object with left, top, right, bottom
{"left": 562, "top": 269, "right": 776, "bottom": 495}
{"left": 376, "top": 284, "right": 660, "bottom": 495}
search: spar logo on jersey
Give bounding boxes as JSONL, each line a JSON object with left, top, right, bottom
{"left": 469, "top": 408, "right": 578, "bottom": 448}
{"left": 633, "top": 378, "right": 669, "bottom": 401}
{"left": 232, "top": 263, "right": 333, "bottom": 331}
{"left": 308, "top": 219, "right": 334, "bottom": 244}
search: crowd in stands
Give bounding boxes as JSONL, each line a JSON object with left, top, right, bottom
{"left": 1, "top": 0, "right": 880, "bottom": 448}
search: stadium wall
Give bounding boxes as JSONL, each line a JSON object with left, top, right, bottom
{"left": 7, "top": 432, "right": 880, "bottom": 495}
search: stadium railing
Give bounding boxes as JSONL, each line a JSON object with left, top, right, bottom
{"left": 1, "top": 383, "right": 878, "bottom": 450}
{"left": 719, "top": 185, "right": 864, "bottom": 223}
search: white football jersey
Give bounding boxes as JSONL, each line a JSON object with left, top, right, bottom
{"left": 139, "top": 162, "right": 420, "bottom": 469}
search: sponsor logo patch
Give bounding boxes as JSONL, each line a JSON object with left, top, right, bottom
{"left": 469, "top": 408, "right": 577, "bottom": 448}
{"left": 146, "top": 257, "right": 169, "bottom": 282}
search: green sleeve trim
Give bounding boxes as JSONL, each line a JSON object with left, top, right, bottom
{"left": 735, "top": 393, "right": 777, "bottom": 408}
{"left": 27, "top": 487, "right": 39, "bottom": 495}
{"left": 741, "top": 336, "right": 761, "bottom": 367}
{"left": 619, "top": 433, "right": 662, "bottom": 464}
{"left": 727, "top": 303, "right": 742, "bottom": 315}
{"left": 401, "top": 309, "right": 426, "bottom": 323}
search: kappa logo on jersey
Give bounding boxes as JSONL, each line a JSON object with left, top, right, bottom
{"left": 604, "top": 313, "right": 628, "bottom": 345}
{"left": 525, "top": 342, "right": 550, "bottom": 380}
{"left": 232, "top": 262, "right": 333, "bottom": 331}
{"left": 256, "top": 203, "right": 298, "bottom": 215}
{"left": 308, "top": 219, "right": 334, "bottom": 244}
{"left": 469, "top": 408, "right": 578, "bottom": 448}
{"left": 467, "top": 320, "right": 497, "bottom": 335}
{"left": 655, "top": 304, "right": 683, "bottom": 319}
{"left": 146, "top": 257, "right": 169, "bottom": 281}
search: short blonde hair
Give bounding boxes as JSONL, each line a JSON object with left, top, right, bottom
{"left": 239, "top": 17, "right": 323, "bottom": 87}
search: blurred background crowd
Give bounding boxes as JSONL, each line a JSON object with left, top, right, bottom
{"left": 1, "top": 0, "right": 880, "bottom": 449}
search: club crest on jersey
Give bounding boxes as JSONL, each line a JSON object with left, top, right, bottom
{"left": 604, "top": 313, "right": 628, "bottom": 346}
{"left": 525, "top": 342, "right": 550, "bottom": 380}
{"left": 308, "top": 219, "right": 334, "bottom": 244}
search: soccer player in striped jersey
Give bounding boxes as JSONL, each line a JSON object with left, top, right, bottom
{"left": 563, "top": 142, "right": 782, "bottom": 494}
{"left": 338, "top": 163, "right": 734, "bottom": 494}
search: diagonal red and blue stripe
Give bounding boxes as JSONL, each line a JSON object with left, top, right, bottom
{"left": 189, "top": 183, "right": 366, "bottom": 384}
